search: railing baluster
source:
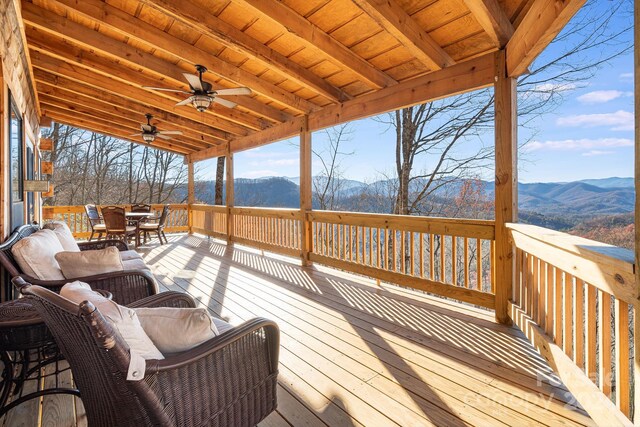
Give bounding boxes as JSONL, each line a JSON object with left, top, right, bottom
{"left": 573, "top": 277, "right": 584, "bottom": 369}
{"left": 451, "top": 236, "right": 457, "bottom": 286}
{"left": 476, "top": 238, "right": 482, "bottom": 291}
{"left": 545, "top": 263, "right": 553, "bottom": 336}
{"left": 429, "top": 234, "right": 435, "bottom": 280}
{"left": 598, "top": 290, "right": 612, "bottom": 396}
{"left": 463, "top": 237, "right": 469, "bottom": 288}
{"left": 410, "top": 231, "right": 415, "bottom": 276}
{"left": 419, "top": 233, "right": 425, "bottom": 278}
{"left": 585, "top": 283, "right": 597, "bottom": 383}
{"left": 564, "top": 273, "right": 574, "bottom": 360}
{"left": 614, "top": 298, "right": 629, "bottom": 416}
{"left": 439, "top": 235, "right": 445, "bottom": 283}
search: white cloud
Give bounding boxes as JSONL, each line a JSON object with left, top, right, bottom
{"left": 249, "top": 158, "right": 298, "bottom": 167}
{"left": 556, "top": 110, "right": 634, "bottom": 131}
{"left": 577, "top": 90, "right": 624, "bottom": 104}
{"left": 581, "top": 150, "right": 615, "bottom": 157}
{"left": 526, "top": 138, "right": 633, "bottom": 152}
{"left": 619, "top": 72, "right": 634, "bottom": 82}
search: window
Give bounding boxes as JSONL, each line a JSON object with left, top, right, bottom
{"left": 9, "top": 96, "right": 23, "bottom": 203}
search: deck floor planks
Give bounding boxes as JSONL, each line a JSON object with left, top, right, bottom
{"left": 0, "top": 234, "right": 596, "bottom": 426}
{"left": 145, "top": 235, "right": 594, "bottom": 427}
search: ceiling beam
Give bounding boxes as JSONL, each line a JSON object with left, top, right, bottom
{"left": 351, "top": 0, "right": 455, "bottom": 70}
{"left": 506, "top": 0, "right": 586, "bottom": 76}
{"left": 139, "top": 0, "right": 350, "bottom": 103}
{"left": 21, "top": 1, "right": 290, "bottom": 125}
{"left": 43, "top": 110, "right": 191, "bottom": 155}
{"left": 22, "top": 12, "right": 266, "bottom": 133}
{"left": 30, "top": 51, "right": 254, "bottom": 137}
{"left": 237, "top": 0, "right": 397, "bottom": 89}
{"left": 48, "top": 0, "right": 318, "bottom": 114}
{"left": 41, "top": 102, "right": 202, "bottom": 153}
{"left": 34, "top": 70, "right": 229, "bottom": 143}
{"left": 38, "top": 94, "right": 212, "bottom": 151}
{"left": 189, "top": 52, "right": 496, "bottom": 161}
{"left": 36, "top": 83, "right": 219, "bottom": 147}
{"left": 463, "top": 0, "right": 514, "bottom": 47}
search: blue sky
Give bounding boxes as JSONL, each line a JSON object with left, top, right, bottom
{"left": 198, "top": 2, "right": 634, "bottom": 184}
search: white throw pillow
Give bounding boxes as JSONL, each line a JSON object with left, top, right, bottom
{"left": 135, "top": 307, "right": 220, "bottom": 354}
{"left": 55, "top": 247, "right": 124, "bottom": 279}
{"left": 61, "top": 281, "right": 164, "bottom": 380}
{"left": 43, "top": 221, "right": 80, "bottom": 252}
{"left": 11, "top": 229, "right": 65, "bottom": 280}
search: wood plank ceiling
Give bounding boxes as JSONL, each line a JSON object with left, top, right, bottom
{"left": 21, "top": 0, "right": 585, "bottom": 159}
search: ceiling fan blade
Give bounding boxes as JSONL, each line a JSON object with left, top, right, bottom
{"left": 156, "top": 134, "right": 172, "bottom": 140}
{"left": 157, "top": 130, "right": 183, "bottom": 135}
{"left": 175, "top": 96, "right": 195, "bottom": 107}
{"left": 129, "top": 133, "right": 143, "bottom": 137}
{"left": 183, "top": 73, "right": 204, "bottom": 91}
{"left": 142, "top": 86, "right": 190, "bottom": 94}
{"left": 214, "top": 87, "right": 252, "bottom": 96}
{"left": 212, "top": 97, "right": 237, "bottom": 109}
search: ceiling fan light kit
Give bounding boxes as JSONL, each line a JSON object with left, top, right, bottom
{"left": 142, "top": 133, "right": 155, "bottom": 143}
{"left": 142, "top": 65, "right": 251, "bottom": 114}
{"left": 130, "top": 113, "right": 183, "bottom": 144}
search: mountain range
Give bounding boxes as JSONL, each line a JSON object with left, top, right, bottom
{"left": 194, "top": 176, "right": 633, "bottom": 217}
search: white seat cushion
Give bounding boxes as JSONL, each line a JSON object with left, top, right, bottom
{"left": 61, "top": 281, "right": 164, "bottom": 380}
{"left": 122, "top": 258, "right": 150, "bottom": 271}
{"left": 43, "top": 221, "right": 80, "bottom": 252}
{"left": 55, "top": 247, "right": 124, "bottom": 279}
{"left": 11, "top": 229, "right": 65, "bottom": 280}
{"left": 92, "top": 224, "right": 107, "bottom": 231}
{"left": 135, "top": 307, "right": 220, "bottom": 354}
{"left": 139, "top": 223, "right": 160, "bottom": 230}
{"left": 119, "top": 250, "right": 142, "bottom": 262}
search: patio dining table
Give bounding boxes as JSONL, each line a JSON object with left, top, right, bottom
{"left": 125, "top": 212, "right": 156, "bottom": 247}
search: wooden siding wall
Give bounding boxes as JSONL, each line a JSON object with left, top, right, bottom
{"left": 0, "top": 0, "right": 40, "bottom": 238}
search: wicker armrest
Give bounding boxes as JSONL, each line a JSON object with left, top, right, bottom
{"left": 144, "top": 318, "right": 279, "bottom": 426}
{"left": 17, "top": 269, "right": 157, "bottom": 305}
{"left": 126, "top": 291, "right": 196, "bottom": 309}
{"left": 78, "top": 239, "right": 129, "bottom": 251}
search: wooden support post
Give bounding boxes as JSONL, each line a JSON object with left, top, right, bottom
{"left": 633, "top": 1, "right": 640, "bottom": 423}
{"left": 300, "top": 116, "right": 312, "bottom": 266}
{"left": 494, "top": 50, "right": 517, "bottom": 325}
{"left": 225, "top": 146, "right": 234, "bottom": 242}
{"left": 187, "top": 160, "right": 195, "bottom": 234}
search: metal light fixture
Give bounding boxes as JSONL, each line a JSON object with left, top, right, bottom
{"left": 191, "top": 94, "right": 212, "bottom": 112}
{"left": 142, "top": 133, "right": 155, "bottom": 143}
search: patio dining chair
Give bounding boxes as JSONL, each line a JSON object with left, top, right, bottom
{"left": 130, "top": 204, "right": 151, "bottom": 213}
{"left": 101, "top": 206, "right": 137, "bottom": 245}
{"left": 84, "top": 204, "right": 106, "bottom": 241}
{"left": 16, "top": 279, "right": 279, "bottom": 427}
{"left": 139, "top": 205, "right": 169, "bottom": 245}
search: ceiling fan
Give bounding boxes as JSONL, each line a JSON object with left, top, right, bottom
{"left": 143, "top": 65, "right": 252, "bottom": 112}
{"left": 131, "top": 114, "right": 183, "bottom": 143}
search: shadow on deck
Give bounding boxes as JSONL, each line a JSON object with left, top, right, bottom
{"left": 0, "top": 233, "right": 594, "bottom": 426}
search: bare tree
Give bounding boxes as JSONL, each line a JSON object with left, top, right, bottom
{"left": 214, "top": 156, "right": 225, "bottom": 205}
{"left": 312, "top": 123, "right": 354, "bottom": 210}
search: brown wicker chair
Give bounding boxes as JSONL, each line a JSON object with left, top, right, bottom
{"left": 101, "top": 206, "right": 137, "bottom": 245}
{"left": 130, "top": 204, "right": 151, "bottom": 213}
{"left": 0, "top": 224, "right": 157, "bottom": 305}
{"left": 139, "top": 205, "right": 169, "bottom": 245}
{"left": 84, "top": 204, "right": 106, "bottom": 241}
{"left": 16, "top": 278, "right": 280, "bottom": 427}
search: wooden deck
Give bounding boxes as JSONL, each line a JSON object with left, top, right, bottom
{"left": 2, "top": 233, "right": 594, "bottom": 426}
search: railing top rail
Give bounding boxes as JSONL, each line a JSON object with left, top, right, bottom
{"left": 310, "top": 209, "right": 495, "bottom": 226}
{"left": 507, "top": 222, "right": 635, "bottom": 304}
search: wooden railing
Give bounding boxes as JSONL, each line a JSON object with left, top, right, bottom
{"left": 230, "top": 207, "right": 304, "bottom": 258}
{"left": 42, "top": 204, "right": 189, "bottom": 239}
{"left": 309, "top": 211, "right": 495, "bottom": 308}
{"left": 508, "top": 223, "right": 635, "bottom": 427}
{"left": 41, "top": 203, "right": 497, "bottom": 308}
{"left": 190, "top": 204, "right": 227, "bottom": 239}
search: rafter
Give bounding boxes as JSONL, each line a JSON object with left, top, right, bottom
{"left": 463, "top": 0, "right": 514, "bottom": 47}
{"left": 22, "top": 11, "right": 268, "bottom": 133}
{"left": 43, "top": 110, "right": 191, "bottom": 155}
{"left": 41, "top": 102, "right": 201, "bottom": 154}
{"left": 47, "top": 0, "right": 318, "bottom": 114}
{"left": 351, "top": 0, "right": 455, "bottom": 70}
{"left": 139, "top": 0, "right": 350, "bottom": 103}
{"left": 38, "top": 94, "right": 212, "bottom": 151}
{"left": 21, "top": 1, "right": 290, "bottom": 125}
{"left": 506, "top": 0, "right": 585, "bottom": 76}
{"left": 36, "top": 84, "right": 220, "bottom": 146}
{"left": 34, "top": 70, "right": 229, "bottom": 143}
{"left": 29, "top": 51, "right": 253, "bottom": 137}
{"left": 237, "top": 0, "right": 397, "bottom": 89}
